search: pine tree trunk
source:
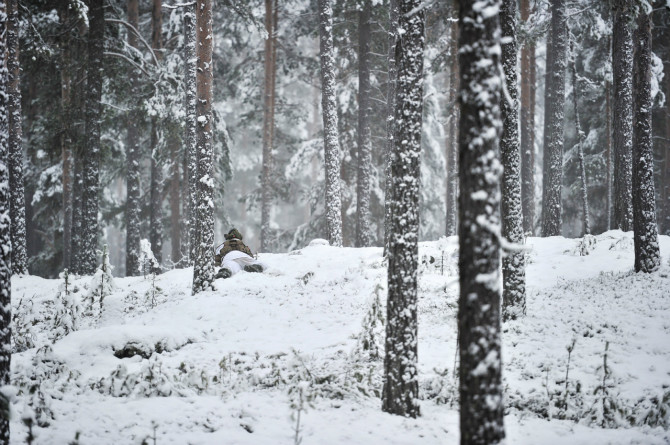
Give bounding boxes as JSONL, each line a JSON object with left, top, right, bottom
{"left": 356, "top": 0, "right": 372, "bottom": 247}
{"left": 445, "top": 2, "right": 459, "bottom": 238}
{"left": 191, "top": 0, "right": 216, "bottom": 294}
{"left": 317, "top": 0, "right": 343, "bottom": 247}
{"left": 382, "top": 0, "right": 423, "bottom": 419}
{"left": 457, "top": 0, "right": 505, "bottom": 442}
{"left": 150, "top": 0, "right": 164, "bottom": 266}
{"left": 605, "top": 75, "right": 612, "bottom": 231}
{"left": 631, "top": 11, "right": 660, "bottom": 273}
{"left": 260, "top": 0, "right": 276, "bottom": 252}
{"left": 383, "top": 0, "right": 398, "bottom": 253}
{"left": 7, "top": 0, "right": 26, "bottom": 275}
{"left": 612, "top": 0, "right": 634, "bottom": 232}
{"left": 664, "top": 62, "right": 670, "bottom": 236}
{"left": 570, "top": 44, "right": 591, "bottom": 236}
{"left": 169, "top": 132, "right": 182, "bottom": 265}
{"left": 184, "top": 5, "right": 198, "bottom": 264}
{"left": 500, "top": 0, "right": 526, "bottom": 321}
{"left": 0, "top": 6, "right": 13, "bottom": 440}
{"left": 81, "top": 0, "right": 104, "bottom": 275}
{"left": 126, "top": 0, "right": 142, "bottom": 276}
{"left": 541, "top": 0, "right": 567, "bottom": 237}
{"left": 59, "top": 6, "right": 74, "bottom": 272}
{"left": 520, "top": 0, "right": 535, "bottom": 235}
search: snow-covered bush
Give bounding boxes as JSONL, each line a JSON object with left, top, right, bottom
{"left": 85, "top": 245, "right": 115, "bottom": 319}
{"left": 585, "top": 341, "right": 629, "bottom": 428}
{"left": 50, "top": 269, "right": 81, "bottom": 343}
{"left": 138, "top": 239, "right": 160, "bottom": 276}
{"left": 12, "top": 297, "right": 36, "bottom": 353}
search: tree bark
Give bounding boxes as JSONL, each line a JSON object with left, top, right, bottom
{"left": 7, "top": 0, "right": 26, "bottom": 275}
{"left": 383, "top": 0, "right": 398, "bottom": 253}
{"left": 191, "top": 0, "right": 216, "bottom": 294}
{"left": 382, "top": 0, "right": 424, "bottom": 419}
{"left": 664, "top": 58, "right": 670, "bottom": 236}
{"left": 0, "top": 6, "right": 13, "bottom": 440}
{"left": 631, "top": 11, "right": 660, "bottom": 273}
{"left": 445, "top": 2, "right": 459, "bottom": 238}
{"left": 125, "top": 0, "right": 142, "bottom": 276}
{"left": 605, "top": 74, "right": 612, "bottom": 231}
{"left": 541, "top": 0, "right": 567, "bottom": 237}
{"left": 570, "top": 42, "right": 590, "bottom": 236}
{"left": 356, "top": 0, "right": 372, "bottom": 247}
{"left": 150, "top": 0, "right": 164, "bottom": 266}
{"left": 457, "top": 0, "right": 505, "bottom": 442}
{"left": 612, "top": 0, "right": 634, "bottom": 232}
{"left": 317, "top": 0, "right": 343, "bottom": 247}
{"left": 260, "top": 0, "right": 276, "bottom": 252}
{"left": 169, "top": 131, "right": 182, "bottom": 265}
{"left": 520, "top": 0, "right": 535, "bottom": 235}
{"left": 59, "top": 6, "right": 74, "bottom": 273}
{"left": 80, "top": 0, "right": 104, "bottom": 274}
{"left": 500, "top": 0, "right": 526, "bottom": 321}
{"left": 184, "top": 5, "right": 198, "bottom": 264}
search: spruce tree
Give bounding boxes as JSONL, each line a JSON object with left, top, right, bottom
{"left": 356, "top": 0, "right": 372, "bottom": 248}
{"left": 382, "top": 0, "right": 424, "bottom": 419}
{"left": 149, "top": 0, "right": 164, "bottom": 266}
{"left": 192, "top": 0, "right": 216, "bottom": 294}
{"left": 520, "top": 0, "right": 536, "bottom": 235}
{"left": 317, "top": 0, "right": 343, "bottom": 247}
{"left": 383, "top": 0, "right": 398, "bottom": 252}
{"left": 184, "top": 4, "right": 198, "bottom": 264}
{"left": 631, "top": 9, "right": 660, "bottom": 273}
{"left": 457, "top": 0, "right": 505, "bottom": 442}
{"left": 570, "top": 41, "right": 591, "bottom": 236}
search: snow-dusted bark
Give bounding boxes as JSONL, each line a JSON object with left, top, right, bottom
{"left": 520, "top": 0, "right": 535, "bottom": 235}
{"left": 7, "top": 0, "right": 26, "bottom": 275}
{"left": 125, "top": 0, "right": 141, "bottom": 277}
{"left": 191, "top": 0, "right": 216, "bottom": 294}
{"left": 457, "top": 0, "right": 505, "bottom": 442}
{"left": 260, "top": 0, "right": 276, "bottom": 252}
{"left": 169, "top": 135, "right": 181, "bottom": 266}
{"left": 184, "top": 5, "right": 197, "bottom": 264}
{"left": 500, "top": 0, "right": 526, "bottom": 321}
{"left": 59, "top": 6, "right": 74, "bottom": 272}
{"left": 605, "top": 72, "right": 612, "bottom": 231}
{"left": 631, "top": 11, "right": 660, "bottom": 273}
{"left": 355, "top": 0, "right": 372, "bottom": 248}
{"left": 81, "top": 0, "right": 104, "bottom": 275}
{"left": 612, "top": 0, "right": 634, "bottom": 232}
{"left": 382, "top": 0, "right": 423, "bottom": 419}
{"left": 0, "top": 6, "right": 13, "bottom": 440}
{"left": 541, "top": 0, "right": 567, "bottom": 237}
{"left": 317, "top": 0, "right": 343, "bottom": 247}
{"left": 383, "top": 0, "right": 398, "bottom": 253}
{"left": 570, "top": 44, "right": 590, "bottom": 236}
{"left": 664, "top": 67, "right": 670, "bottom": 236}
{"left": 150, "top": 0, "right": 163, "bottom": 266}
{"left": 445, "top": 4, "right": 459, "bottom": 238}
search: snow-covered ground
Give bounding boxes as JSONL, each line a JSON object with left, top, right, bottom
{"left": 9, "top": 231, "right": 670, "bottom": 444}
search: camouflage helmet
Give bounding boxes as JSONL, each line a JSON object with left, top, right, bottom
{"left": 225, "top": 228, "right": 243, "bottom": 240}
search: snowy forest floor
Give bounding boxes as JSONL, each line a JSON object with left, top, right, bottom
{"left": 9, "top": 231, "right": 670, "bottom": 444}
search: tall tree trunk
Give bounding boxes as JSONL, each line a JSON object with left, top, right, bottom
{"left": 0, "top": 6, "right": 13, "bottom": 440}
{"left": 191, "top": 0, "right": 216, "bottom": 294}
{"left": 317, "top": 0, "right": 343, "bottom": 247}
{"left": 612, "top": 0, "right": 634, "bottom": 232}
{"left": 81, "top": 0, "right": 104, "bottom": 275}
{"left": 184, "top": 5, "right": 197, "bottom": 264}
{"left": 445, "top": 2, "right": 459, "bottom": 238}
{"left": 605, "top": 73, "right": 612, "bottom": 231}
{"left": 541, "top": 0, "right": 567, "bottom": 237}
{"left": 457, "top": 0, "right": 505, "bottom": 442}
{"left": 631, "top": 11, "right": 660, "bottom": 273}
{"left": 500, "top": 0, "right": 526, "bottom": 321}
{"left": 169, "top": 132, "right": 181, "bottom": 265}
{"left": 126, "top": 0, "right": 142, "bottom": 276}
{"left": 383, "top": 0, "right": 398, "bottom": 253}
{"left": 664, "top": 59, "right": 670, "bottom": 236}
{"left": 150, "top": 0, "right": 164, "bottom": 266}
{"left": 7, "top": 0, "right": 26, "bottom": 275}
{"left": 59, "top": 7, "right": 74, "bottom": 272}
{"left": 570, "top": 44, "right": 590, "bottom": 236}
{"left": 260, "top": 0, "right": 276, "bottom": 252}
{"left": 520, "top": 0, "right": 535, "bottom": 235}
{"left": 382, "top": 0, "right": 423, "bottom": 419}
{"left": 356, "top": 0, "right": 372, "bottom": 247}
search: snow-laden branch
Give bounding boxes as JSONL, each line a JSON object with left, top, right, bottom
{"left": 103, "top": 51, "right": 151, "bottom": 77}
{"left": 106, "top": 19, "right": 159, "bottom": 66}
